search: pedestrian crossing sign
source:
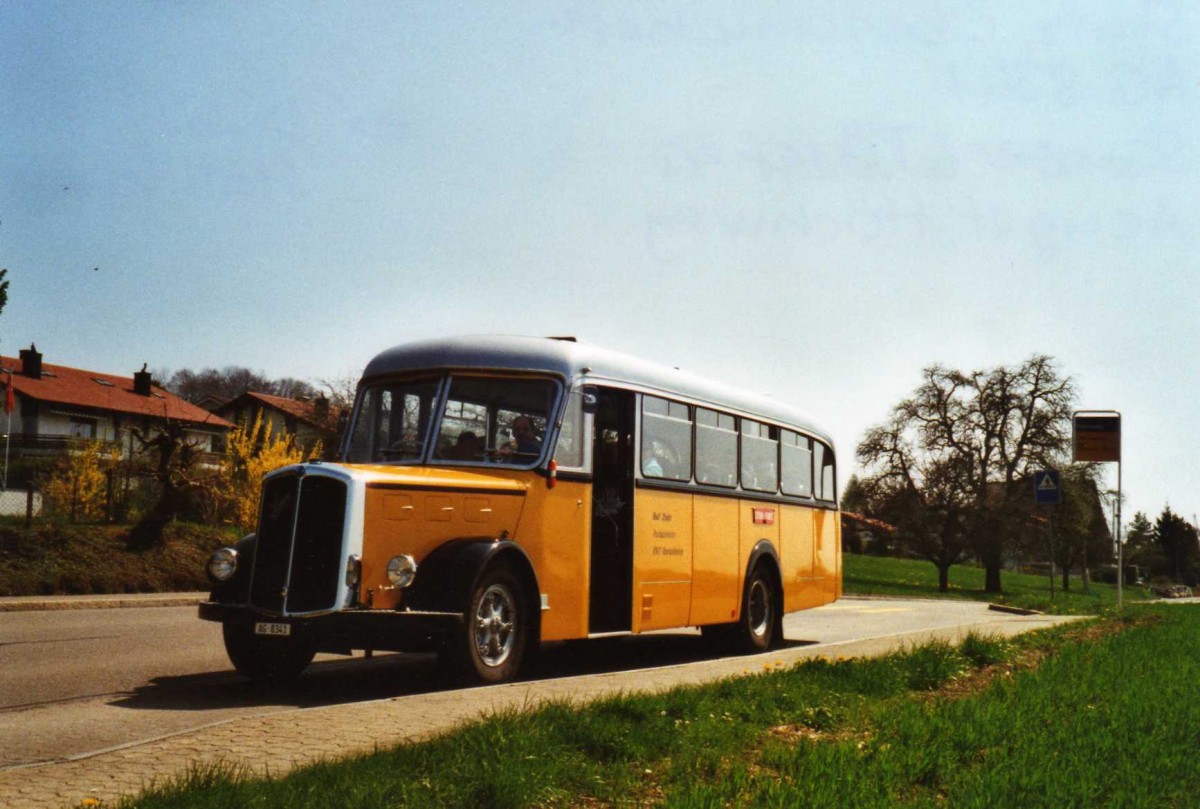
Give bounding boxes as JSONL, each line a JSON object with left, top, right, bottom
{"left": 1034, "top": 470, "right": 1061, "bottom": 504}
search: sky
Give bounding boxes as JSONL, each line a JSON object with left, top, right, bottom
{"left": 2, "top": 2, "right": 1196, "bottom": 527}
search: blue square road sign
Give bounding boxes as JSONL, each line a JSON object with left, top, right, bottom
{"left": 1034, "top": 470, "right": 1061, "bottom": 505}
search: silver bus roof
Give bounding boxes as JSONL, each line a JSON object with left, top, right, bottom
{"left": 362, "top": 335, "right": 834, "bottom": 446}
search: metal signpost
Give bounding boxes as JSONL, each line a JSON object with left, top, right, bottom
{"left": 1073, "top": 411, "right": 1122, "bottom": 608}
{"left": 1034, "top": 470, "right": 1061, "bottom": 598}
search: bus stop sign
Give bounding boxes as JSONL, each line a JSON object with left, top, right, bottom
{"left": 1074, "top": 412, "right": 1121, "bottom": 463}
{"left": 1034, "top": 470, "right": 1061, "bottom": 505}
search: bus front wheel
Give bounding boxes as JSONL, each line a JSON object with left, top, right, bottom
{"left": 223, "top": 623, "right": 315, "bottom": 684}
{"left": 445, "top": 563, "right": 528, "bottom": 684}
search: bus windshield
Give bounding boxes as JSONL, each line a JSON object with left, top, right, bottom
{"left": 345, "top": 375, "right": 559, "bottom": 467}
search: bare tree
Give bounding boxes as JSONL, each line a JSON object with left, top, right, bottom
{"left": 165, "top": 366, "right": 320, "bottom": 404}
{"left": 127, "top": 422, "right": 210, "bottom": 548}
{"left": 274, "top": 376, "right": 320, "bottom": 401}
{"left": 858, "top": 356, "right": 1075, "bottom": 592}
{"left": 856, "top": 415, "right": 974, "bottom": 591}
{"left": 318, "top": 372, "right": 360, "bottom": 411}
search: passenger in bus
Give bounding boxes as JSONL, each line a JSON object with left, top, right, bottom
{"left": 445, "top": 431, "right": 483, "bottom": 461}
{"left": 499, "top": 416, "right": 542, "bottom": 460}
{"left": 642, "top": 440, "right": 675, "bottom": 478}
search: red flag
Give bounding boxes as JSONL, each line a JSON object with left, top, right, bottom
{"left": 4, "top": 374, "right": 12, "bottom": 415}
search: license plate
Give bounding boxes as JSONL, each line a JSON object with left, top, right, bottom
{"left": 254, "top": 622, "right": 292, "bottom": 637}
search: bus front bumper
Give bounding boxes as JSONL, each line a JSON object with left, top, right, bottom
{"left": 198, "top": 601, "right": 463, "bottom": 654}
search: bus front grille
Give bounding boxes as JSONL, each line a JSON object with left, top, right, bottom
{"left": 249, "top": 474, "right": 348, "bottom": 615}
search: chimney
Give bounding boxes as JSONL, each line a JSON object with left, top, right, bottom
{"left": 19, "top": 343, "right": 42, "bottom": 380}
{"left": 133, "top": 363, "right": 153, "bottom": 396}
{"left": 313, "top": 394, "right": 330, "bottom": 424}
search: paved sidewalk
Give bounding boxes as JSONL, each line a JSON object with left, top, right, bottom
{"left": 0, "top": 606, "right": 1081, "bottom": 809}
{"left": 0, "top": 593, "right": 208, "bottom": 612}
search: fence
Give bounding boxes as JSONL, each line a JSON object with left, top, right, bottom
{"left": 0, "top": 474, "right": 142, "bottom": 527}
{"left": 0, "top": 486, "right": 41, "bottom": 525}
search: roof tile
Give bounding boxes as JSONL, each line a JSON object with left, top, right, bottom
{"left": 3, "top": 356, "right": 233, "bottom": 429}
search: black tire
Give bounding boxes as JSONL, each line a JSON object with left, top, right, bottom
{"left": 223, "top": 622, "right": 315, "bottom": 684}
{"left": 445, "top": 563, "right": 528, "bottom": 684}
{"left": 733, "top": 563, "right": 778, "bottom": 653}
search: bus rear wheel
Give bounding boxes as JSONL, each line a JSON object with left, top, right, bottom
{"left": 444, "top": 563, "right": 528, "bottom": 684}
{"left": 734, "top": 564, "right": 778, "bottom": 653}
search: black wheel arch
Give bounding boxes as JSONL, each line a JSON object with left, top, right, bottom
{"left": 744, "top": 538, "right": 785, "bottom": 640}
{"left": 745, "top": 538, "right": 782, "bottom": 591}
{"left": 406, "top": 537, "right": 542, "bottom": 641}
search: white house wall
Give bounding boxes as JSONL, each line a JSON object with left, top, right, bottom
{"left": 11, "top": 402, "right": 218, "bottom": 454}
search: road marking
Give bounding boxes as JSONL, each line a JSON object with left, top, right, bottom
{"left": 820, "top": 603, "right": 912, "bottom": 614}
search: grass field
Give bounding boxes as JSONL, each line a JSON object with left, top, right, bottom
{"left": 0, "top": 520, "right": 235, "bottom": 596}
{"left": 844, "top": 552, "right": 1152, "bottom": 614}
{"left": 122, "top": 603, "right": 1200, "bottom": 808}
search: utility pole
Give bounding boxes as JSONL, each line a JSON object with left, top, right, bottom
{"left": 1035, "top": 470, "right": 1061, "bottom": 600}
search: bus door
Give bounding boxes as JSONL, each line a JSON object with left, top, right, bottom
{"left": 589, "top": 387, "right": 634, "bottom": 633}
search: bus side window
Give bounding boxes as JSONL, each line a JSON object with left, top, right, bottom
{"left": 696, "top": 408, "right": 736, "bottom": 487}
{"left": 740, "top": 419, "right": 778, "bottom": 493}
{"left": 813, "top": 441, "right": 835, "bottom": 501}
{"left": 641, "top": 396, "right": 691, "bottom": 481}
{"left": 780, "top": 430, "right": 813, "bottom": 498}
{"left": 554, "top": 388, "right": 587, "bottom": 471}
{"left": 819, "top": 441, "right": 836, "bottom": 502}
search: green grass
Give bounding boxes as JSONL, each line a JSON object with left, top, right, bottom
{"left": 844, "top": 552, "right": 1152, "bottom": 614}
{"left": 119, "top": 607, "right": 1200, "bottom": 809}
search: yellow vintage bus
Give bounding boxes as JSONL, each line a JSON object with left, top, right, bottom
{"left": 200, "top": 336, "right": 840, "bottom": 684}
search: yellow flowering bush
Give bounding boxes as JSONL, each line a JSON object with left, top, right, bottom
{"left": 213, "top": 412, "right": 317, "bottom": 533}
{"left": 42, "top": 441, "right": 121, "bottom": 522}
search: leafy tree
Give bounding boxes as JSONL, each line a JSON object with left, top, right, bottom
{"left": 1155, "top": 507, "right": 1200, "bottom": 586}
{"left": 857, "top": 355, "right": 1075, "bottom": 592}
{"left": 840, "top": 474, "right": 869, "bottom": 515}
{"left": 1123, "top": 511, "right": 1162, "bottom": 574}
{"left": 1048, "top": 467, "right": 1112, "bottom": 591}
{"left": 1125, "top": 510, "right": 1154, "bottom": 547}
{"left": 840, "top": 474, "right": 905, "bottom": 557}
{"left": 0, "top": 268, "right": 9, "bottom": 318}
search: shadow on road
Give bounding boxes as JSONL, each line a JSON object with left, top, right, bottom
{"left": 111, "top": 633, "right": 815, "bottom": 713}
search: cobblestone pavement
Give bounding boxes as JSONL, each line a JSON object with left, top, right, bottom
{"left": 0, "top": 602, "right": 1080, "bottom": 809}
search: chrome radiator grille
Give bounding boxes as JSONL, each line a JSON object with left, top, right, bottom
{"left": 249, "top": 474, "right": 348, "bottom": 614}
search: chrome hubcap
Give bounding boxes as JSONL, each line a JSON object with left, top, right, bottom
{"left": 748, "top": 579, "right": 770, "bottom": 639}
{"left": 474, "top": 583, "right": 516, "bottom": 667}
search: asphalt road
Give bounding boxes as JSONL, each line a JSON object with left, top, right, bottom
{"left": 0, "top": 596, "right": 1040, "bottom": 771}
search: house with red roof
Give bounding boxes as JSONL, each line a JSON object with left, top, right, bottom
{"left": 2, "top": 344, "right": 232, "bottom": 463}
{"left": 213, "top": 390, "right": 340, "bottom": 454}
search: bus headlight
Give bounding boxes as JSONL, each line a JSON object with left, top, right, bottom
{"left": 386, "top": 554, "right": 418, "bottom": 588}
{"left": 207, "top": 547, "right": 238, "bottom": 582}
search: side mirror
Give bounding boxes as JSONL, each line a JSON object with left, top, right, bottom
{"left": 581, "top": 386, "right": 599, "bottom": 414}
